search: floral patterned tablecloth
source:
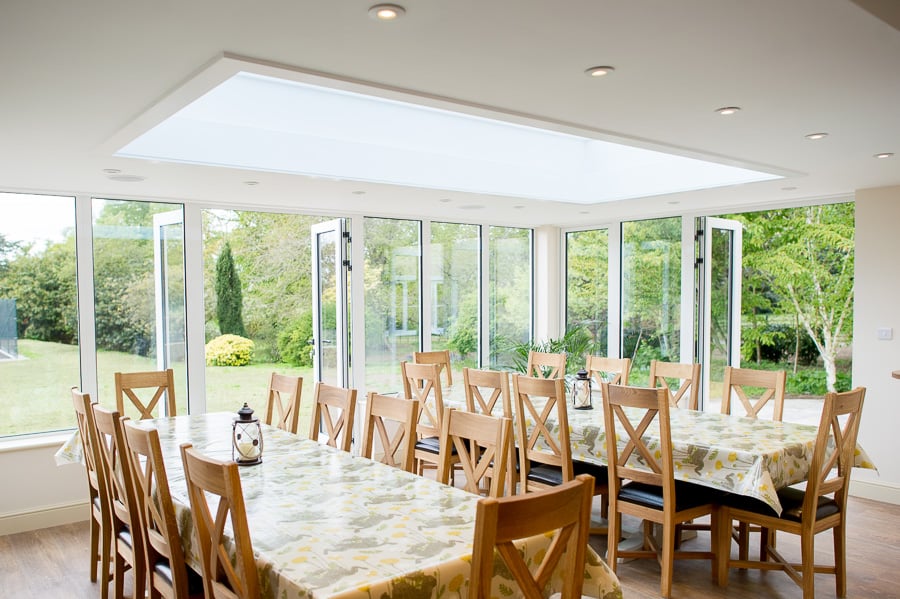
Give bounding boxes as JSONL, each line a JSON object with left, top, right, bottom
{"left": 101, "top": 413, "right": 623, "bottom": 599}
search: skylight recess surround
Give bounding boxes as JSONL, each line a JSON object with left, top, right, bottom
{"left": 117, "top": 71, "right": 781, "bottom": 204}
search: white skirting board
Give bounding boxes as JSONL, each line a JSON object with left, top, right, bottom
{"left": 850, "top": 479, "right": 900, "bottom": 505}
{"left": 0, "top": 500, "right": 88, "bottom": 536}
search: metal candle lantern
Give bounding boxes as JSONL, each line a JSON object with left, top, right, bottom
{"left": 232, "top": 403, "right": 263, "bottom": 465}
{"left": 572, "top": 368, "right": 593, "bottom": 410}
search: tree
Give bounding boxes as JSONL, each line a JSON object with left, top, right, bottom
{"left": 215, "top": 242, "right": 246, "bottom": 337}
{"left": 737, "top": 204, "right": 854, "bottom": 391}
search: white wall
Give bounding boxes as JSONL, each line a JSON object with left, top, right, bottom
{"left": 850, "top": 185, "right": 900, "bottom": 503}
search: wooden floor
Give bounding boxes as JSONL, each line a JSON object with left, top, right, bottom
{"left": 1, "top": 496, "right": 898, "bottom": 599}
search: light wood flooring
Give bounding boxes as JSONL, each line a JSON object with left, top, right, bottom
{"left": 1, "top": 495, "right": 898, "bottom": 599}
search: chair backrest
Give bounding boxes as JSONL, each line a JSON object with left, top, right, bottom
{"left": 71, "top": 388, "right": 110, "bottom": 526}
{"left": 264, "top": 373, "right": 303, "bottom": 434}
{"left": 470, "top": 474, "right": 594, "bottom": 599}
{"left": 721, "top": 366, "right": 787, "bottom": 421}
{"left": 115, "top": 369, "right": 177, "bottom": 420}
{"left": 601, "top": 383, "right": 673, "bottom": 498}
{"left": 122, "top": 420, "right": 190, "bottom": 597}
{"left": 308, "top": 382, "right": 357, "bottom": 452}
{"left": 512, "top": 375, "right": 574, "bottom": 492}
{"left": 413, "top": 349, "right": 453, "bottom": 387}
{"left": 92, "top": 404, "right": 145, "bottom": 563}
{"left": 525, "top": 351, "right": 567, "bottom": 379}
{"left": 463, "top": 368, "right": 512, "bottom": 418}
{"left": 648, "top": 360, "right": 700, "bottom": 410}
{"left": 180, "top": 443, "right": 260, "bottom": 599}
{"left": 586, "top": 355, "right": 631, "bottom": 385}
{"left": 437, "top": 408, "right": 513, "bottom": 498}
{"left": 361, "top": 392, "right": 419, "bottom": 472}
{"left": 804, "top": 387, "right": 866, "bottom": 515}
{"left": 401, "top": 361, "right": 445, "bottom": 438}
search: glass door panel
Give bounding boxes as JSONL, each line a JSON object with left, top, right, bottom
{"left": 153, "top": 210, "right": 187, "bottom": 412}
{"left": 311, "top": 219, "right": 349, "bottom": 388}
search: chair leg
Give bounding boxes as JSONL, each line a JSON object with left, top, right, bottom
{"left": 660, "top": 522, "right": 675, "bottom": 599}
{"left": 90, "top": 513, "right": 100, "bottom": 582}
{"left": 715, "top": 509, "right": 732, "bottom": 587}
{"left": 606, "top": 507, "right": 620, "bottom": 573}
{"left": 800, "top": 531, "right": 815, "bottom": 599}
{"left": 114, "top": 549, "right": 126, "bottom": 599}
{"left": 834, "top": 522, "right": 847, "bottom": 597}
{"left": 99, "top": 523, "right": 112, "bottom": 599}
{"left": 737, "top": 522, "right": 749, "bottom": 561}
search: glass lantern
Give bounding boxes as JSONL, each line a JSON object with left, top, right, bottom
{"left": 232, "top": 403, "right": 263, "bottom": 466}
{"left": 571, "top": 368, "right": 593, "bottom": 410}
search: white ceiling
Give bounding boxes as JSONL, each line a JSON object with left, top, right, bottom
{"left": 1, "top": 0, "right": 898, "bottom": 227}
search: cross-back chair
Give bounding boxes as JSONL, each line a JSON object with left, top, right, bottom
{"left": 586, "top": 355, "right": 631, "bottom": 385}
{"left": 602, "top": 382, "right": 720, "bottom": 599}
{"left": 115, "top": 369, "right": 177, "bottom": 420}
{"left": 264, "top": 372, "right": 303, "bottom": 434}
{"left": 525, "top": 350, "right": 566, "bottom": 379}
{"left": 413, "top": 349, "right": 453, "bottom": 387}
{"left": 92, "top": 404, "right": 146, "bottom": 599}
{"left": 717, "top": 387, "right": 866, "bottom": 599}
{"left": 470, "top": 474, "right": 594, "bottom": 599}
{"left": 437, "top": 408, "right": 513, "bottom": 498}
{"left": 463, "top": 367, "right": 517, "bottom": 495}
{"left": 179, "top": 443, "right": 260, "bottom": 599}
{"left": 308, "top": 382, "right": 357, "bottom": 452}
{"left": 122, "top": 420, "right": 202, "bottom": 599}
{"left": 360, "top": 392, "right": 419, "bottom": 473}
{"left": 721, "top": 366, "right": 787, "bottom": 421}
{"left": 401, "top": 361, "right": 457, "bottom": 476}
{"left": 71, "top": 389, "right": 113, "bottom": 599}
{"left": 649, "top": 360, "right": 701, "bottom": 410}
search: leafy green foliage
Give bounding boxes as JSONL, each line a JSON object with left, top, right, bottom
{"left": 205, "top": 334, "right": 254, "bottom": 366}
{"left": 446, "top": 297, "right": 478, "bottom": 359}
{"left": 214, "top": 242, "right": 246, "bottom": 337}
{"left": 786, "top": 369, "right": 851, "bottom": 395}
{"left": 506, "top": 327, "right": 599, "bottom": 374}
{"left": 277, "top": 311, "right": 314, "bottom": 367}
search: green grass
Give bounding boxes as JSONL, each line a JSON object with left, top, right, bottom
{"left": 0, "top": 339, "right": 314, "bottom": 437}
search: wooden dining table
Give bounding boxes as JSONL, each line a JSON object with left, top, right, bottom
{"left": 441, "top": 385, "right": 876, "bottom": 516}
{"left": 110, "top": 412, "right": 624, "bottom": 599}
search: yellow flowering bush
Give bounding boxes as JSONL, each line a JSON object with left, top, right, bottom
{"left": 205, "top": 334, "right": 254, "bottom": 366}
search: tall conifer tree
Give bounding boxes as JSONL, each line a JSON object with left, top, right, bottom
{"left": 215, "top": 242, "right": 246, "bottom": 336}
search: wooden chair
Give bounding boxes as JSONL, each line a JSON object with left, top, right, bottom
{"left": 413, "top": 349, "right": 453, "bottom": 387}
{"left": 717, "top": 387, "right": 866, "bottom": 599}
{"left": 401, "top": 361, "right": 457, "bottom": 476}
{"left": 437, "top": 408, "right": 513, "bottom": 498}
{"left": 602, "top": 382, "right": 720, "bottom": 599}
{"left": 179, "top": 443, "right": 260, "bottom": 599}
{"left": 463, "top": 367, "right": 517, "bottom": 495}
{"left": 470, "top": 474, "right": 594, "bottom": 599}
{"left": 264, "top": 373, "right": 303, "bottom": 434}
{"left": 512, "top": 375, "right": 607, "bottom": 503}
{"left": 123, "top": 420, "right": 201, "bottom": 599}
{"left": 92, "top": 404, "right": 146, "bottom": 599}
{"left": 71, "top": 389, "right": 113, "bottom": 599}
{"left": 721, "top": 366, "right": 787, "bottom": 421}
{"left": 360, "top": 392, "right": 419, "bottom": 473}
{"left": 308, "top": 382, "right": 357, "bottom": 452}
{"left": 525, "top": 350, "right": 567, "bottom": 379}
{"left": 586, "top": 355, "right": 631, "bottom": 385}
{"left": 115, "top": 369, "right": 177, "bottom": 420}
{"left": 649, "top": 360, "right": 701, "bottom": 410}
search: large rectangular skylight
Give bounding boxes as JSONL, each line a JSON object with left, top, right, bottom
{"left": 117, "top": 71, "right": 780, "bottom": 203}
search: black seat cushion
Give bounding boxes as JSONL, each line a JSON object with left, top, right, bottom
{"left": 117, "top": 527, "right": 133, "bottom": 549}
{"left": 414, "top": 436, "right": 457, "bottom": 455}
{"left": 153, "top": 558, "right": 205, "bottom": 593}
{"left": 573, "top": 459, "right": 608, "bottom": 492}
{"left": 618, "top": 481, "right": 720, "bottom": 512}
{"left": 725, "top": 486, "right": 839, "bottom": 523}
{"left": 526, "top": 463, "right": 564, "bottom": 486}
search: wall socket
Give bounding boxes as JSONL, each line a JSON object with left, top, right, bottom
{"left": 877, "top": 327, "right": 893, "bottom": 340}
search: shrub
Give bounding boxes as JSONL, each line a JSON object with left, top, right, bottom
{"left": 205, "top": 334, "right": 254, "bottom": 366}
{"left": 277, "top": 311, "right": 314, "bottom": 367}
{"left": 786, "top": 369, "right": 852, "bottom": 395}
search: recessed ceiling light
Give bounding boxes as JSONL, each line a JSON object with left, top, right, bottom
{"left": 513, "top": 205, "right": 525, "bottom": 210}
{"left": 714, "top": 106, "right": 741, "bottom": 116}
{"left": 578, "top": 210, "right": 590, "bottom": 214}
{"left": 781, "top": 186, "right": 798, "bottom": 191}
{"left": 805, "top": 132, "right": 828, "bottom": 140}
{"left": 351, "top": 190, "right": 366, "bottom": 195}
{"left": 438, "top": 198, "right": 452, "bottom": 203}
{"left": 874, "top": 152, "right": 894, "bottom": 159}
{"left": 243, "top": 180, "right": 259, "bottom": 186}
{"left": 459, "top": 204, "right": 484, "bottom": 210}
{"left": 107, "top": 174, "right": 145, "bottom": 182}
{"left": 102, "top": 168, "right": 121, "bottom": 174}
{"left": 667, "top": 200, "right": 680, "bottom": 205}
{"left": 369, "top": 4, "right": 405, "bottom": 20}
{"left": 584, "top": 66, "right": 615, "bottom": 77}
